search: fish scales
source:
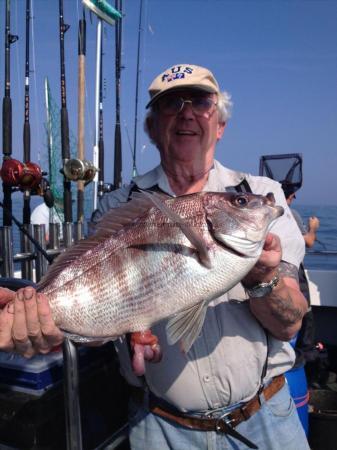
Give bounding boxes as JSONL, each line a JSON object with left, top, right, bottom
{"left": 37, "top": 191, "right": 283, "bottom": 348}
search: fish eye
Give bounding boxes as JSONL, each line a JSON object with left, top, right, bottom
{"left": 235, "top": 195, "right": 248, "bottom": 207}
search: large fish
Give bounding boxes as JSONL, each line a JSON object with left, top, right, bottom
{"left": 37, "top": 191, "right": 283, "bottom": 352}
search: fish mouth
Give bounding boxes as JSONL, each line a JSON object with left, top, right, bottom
{"left": 215, "top": 234, "right": 263, "bottom": 258}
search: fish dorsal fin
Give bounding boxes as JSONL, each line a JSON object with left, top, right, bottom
{"left": 92, "top": 190, "right": 160, "bottom": 237}
{"left": 166, "top": 300, "right": 208, "bottom": 353}
{"left": 37, "top": 191, "right": 160, "bottom": 291}
{"left": 37, "top": 236, "right": 103, "bottom": 291}
{"left": 142, "top": 191, "right": 212, "bottom": 269}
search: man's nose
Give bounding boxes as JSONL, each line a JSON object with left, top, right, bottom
{"left": 178, "top": 100, "right": 194, "bottom": 117}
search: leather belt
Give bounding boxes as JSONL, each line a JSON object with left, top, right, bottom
{"left": 148, "top": 375, "right": 285, "bottom": 450}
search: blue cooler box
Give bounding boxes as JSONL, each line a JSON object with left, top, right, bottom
{"left": 0, "top": 351, "right": 64, "bottom": 395}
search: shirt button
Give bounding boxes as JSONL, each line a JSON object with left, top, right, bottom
{"left": 203, "top": 375, "right": 210, "bottom": 383}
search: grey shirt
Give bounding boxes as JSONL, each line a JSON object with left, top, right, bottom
{"left": 94, "top": 160, "right": 305, "bottom": 412}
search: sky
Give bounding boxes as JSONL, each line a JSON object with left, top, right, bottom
{"left": 1, "top": 0, "right": 337, "bottom": 206}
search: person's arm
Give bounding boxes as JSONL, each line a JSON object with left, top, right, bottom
{"left": 303, "top": 216, "right": 320, "bottom": 248}
{"left": 243, "top": 233, "right": 308, "bottom": 341}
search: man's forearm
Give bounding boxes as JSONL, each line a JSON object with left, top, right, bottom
{"left": 304, "top": 230, "right": 316, "bottom": 248}
{"left": 247, "top": 262, "right": 308, "bottom": 340}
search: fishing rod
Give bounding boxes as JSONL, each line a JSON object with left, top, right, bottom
{"left": 98, "top": 31, "right": 105, "bottom": 198}
{"left": 22, "top": 0, "right": 32, "bottom": 225}
{"left": 62, "top": 7, "right": 96, "bottom": 213}
{"left": 77, "top": 7, "right": 86, "bottom": 223}
{"left": 1, "top": 1, "right": 53, "bottom": 234}
{"left": 82, "top": 0, "right": 122, "bottom": 210}
{"left": 2, "top": 0, "right": 18, "bottom": 226}
{"left": 113, "top": 0, "right": 122, "bottom": 189}
{"left": 92, "top": 14, "right": 103, "bottom": 210}
{"left": 132, "top": 0, "right": 144, "bottom": 179}
{"left": 59, "top": 0, "right": 72, "bottom": 224}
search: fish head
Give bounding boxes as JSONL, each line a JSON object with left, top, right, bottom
{"left": 204, "top": 192, "right": 284, "bottom": 257}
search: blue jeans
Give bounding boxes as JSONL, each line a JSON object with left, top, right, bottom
{"left": 128, "top": 383, "right": 310, "bottom": 450}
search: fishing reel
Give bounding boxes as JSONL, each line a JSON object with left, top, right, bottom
{"left": 0, "top": 158, "right": 54, "bottom": 207}
{"left": 0, "top": 158, "right": 42, "bottom": 189}
{"left": 63, "top": 158, "right": 97, "bottom": 185}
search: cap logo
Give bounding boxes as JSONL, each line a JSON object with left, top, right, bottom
{"left": 161, "top": 65, "right": 194, "bottom": 84}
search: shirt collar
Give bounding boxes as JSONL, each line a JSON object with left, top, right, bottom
{"left": 132, "top": 160, "right": 246, "bottom": 195}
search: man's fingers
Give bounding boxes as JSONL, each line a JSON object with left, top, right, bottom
{"left": 24, "top": 287, "right": 41, "bottom": 337}
{"left": 13, "top": 289, "right": 29, "bottom": 343}
{"left": 0, "top": 286, "right": 63, "bottom": 357}
{"left": 0, "top": 302, "right": 15, "bottom": 352}
{"left": 14, "top": 338, "right": 35, "bottom": 358}
{"left": 23, "top": 288, "right": 51, "bottom": 352}
{"left": 0, "top": 287, "right": 16, "bottom": 309}
{"left": 36, "top": 293, "right": 64, "bottom": 347}
{"left": 263, "top": 233, "right": 280, "bottom": 251}
{"left": 132, "top": 343, "right": 146, "bottom": 376}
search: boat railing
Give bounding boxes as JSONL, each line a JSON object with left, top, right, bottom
{"left": 0, "top": 221, "right": 85, "bottom": 282}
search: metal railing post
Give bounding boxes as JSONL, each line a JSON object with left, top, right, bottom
{"left": 33, "top": 224, "right": 48, "bottom": 282}
{"left": 0, "top": 226, "right": 14, "bottom": 277}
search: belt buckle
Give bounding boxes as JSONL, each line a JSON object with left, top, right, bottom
{"left": 215, "top": 410, "right": 235, "bottom": 432}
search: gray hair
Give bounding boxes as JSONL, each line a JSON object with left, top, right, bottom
{"left": 144, "top": 90, "right": 233, "bottom": 138}
{"left": 217, "top": 90, "right": 233, "bottom": 123}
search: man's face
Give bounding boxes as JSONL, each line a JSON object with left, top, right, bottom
{"left": 148, "top": 90, "right": 226, "bottom": 165}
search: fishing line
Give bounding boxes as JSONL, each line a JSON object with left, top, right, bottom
{"left": 315, "top": 239, "right": 327, "bottom": 250}
{"left": 124, "top": 120, "right": 135, "bottom": 160}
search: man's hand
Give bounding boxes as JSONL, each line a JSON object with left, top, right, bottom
{"left": 242, "top": 233, "right": 307, "bottom": 341}
{"left": 130, "top": 330, "right": 162, "bottom": 376}
{"left": 0, "top": 287, "right": 15, "bottom": 308}
{"left": 0, "top": 286, "right": 64, "bottom": 358}
{"left": 308, "top": 216, "right": 320, "bottom": 232}
{"left": 243, "top": 233, "right": 281, "bottom": 288}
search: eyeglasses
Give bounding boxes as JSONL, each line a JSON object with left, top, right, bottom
{"left": 157, "top": 96, "right": 217, "bottom": 117}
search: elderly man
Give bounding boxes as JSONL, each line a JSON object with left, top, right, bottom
{"left": 0, "top": 64, "right": 309, "bottom": 450}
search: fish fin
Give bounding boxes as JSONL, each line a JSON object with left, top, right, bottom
{"left": 141, "top": 190, "right": 212, "bottom": 269}
{"left": 93, "top": 193, "right": 156, "bottom": 236}
{"left": 166, "top": 301, "right": 208, "bottom": 353}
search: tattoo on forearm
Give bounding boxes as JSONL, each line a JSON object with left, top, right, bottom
{"left": 278, "top": 261, "right": 299, "bottom": 282}
{"left": 268, "top": 291, "right": 303, "bottom": 326}
{"left": 267, "top": 261, "right": 302, "bottom": 326}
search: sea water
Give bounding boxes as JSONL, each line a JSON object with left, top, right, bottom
{"left": 1, "top": 196, "right": 336, "bottom": 271}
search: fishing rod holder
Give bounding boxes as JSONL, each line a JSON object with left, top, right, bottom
{"left": 0, "top": 221, "right": 84, "bottom": 282}
{"left": 62, "top": 158, "right": 97, "bottom": 184}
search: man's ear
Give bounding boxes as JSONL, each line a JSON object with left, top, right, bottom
{"left": 145, "top": 116, "right": 156, "bottom": 142}
{"left": 217, "top": 121, "right": 226, "bottom": 140}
